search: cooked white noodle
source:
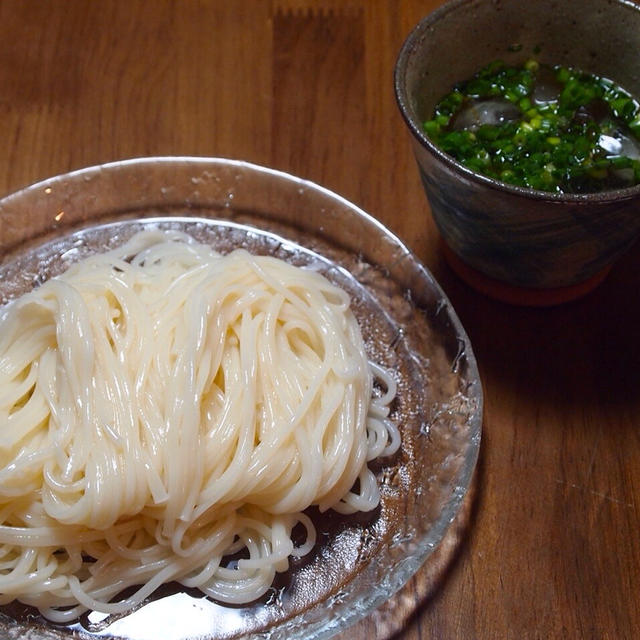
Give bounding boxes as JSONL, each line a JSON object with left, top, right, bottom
{"left": 0, "top": 230, "right": 399, "bottom": 622}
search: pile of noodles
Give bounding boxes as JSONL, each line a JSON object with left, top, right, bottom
{"left": 0, "top": 230, "right": 399, "bottom": 622}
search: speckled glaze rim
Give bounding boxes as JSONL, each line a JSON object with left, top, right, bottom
{"left": 393, "top": 0, "right": 640, "bottom": 206}
{"left": 0, "top": 157, "right": 483, "bottom": 640}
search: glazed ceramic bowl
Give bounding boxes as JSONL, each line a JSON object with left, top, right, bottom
{"left": 394, "top": 0, "right": 640, "bottom": 305}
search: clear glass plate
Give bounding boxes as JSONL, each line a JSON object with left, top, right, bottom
{"left": 0, "top": 157, "right": 482, "bottom": 640}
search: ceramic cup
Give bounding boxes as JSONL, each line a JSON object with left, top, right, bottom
{"left": 394, "top": 0, "right": 640, "bottom": 304}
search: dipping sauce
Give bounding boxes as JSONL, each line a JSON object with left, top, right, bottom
{"left": 423, "top": 59, "right": 640, "bottom": 193}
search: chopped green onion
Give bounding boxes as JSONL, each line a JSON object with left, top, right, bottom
{"left": 422, "top": 59, "right": 640, "bottom": 193}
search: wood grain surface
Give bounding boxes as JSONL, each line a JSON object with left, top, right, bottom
{"left": 0, "top": 1, "right": 638, "bottom": 638}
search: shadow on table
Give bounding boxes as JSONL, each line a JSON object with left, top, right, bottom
{"left": 338, "top": 239, "right": 639, "bottom": 639}
{"left": 434, "top": 238, "right": 640, "bottom": 411}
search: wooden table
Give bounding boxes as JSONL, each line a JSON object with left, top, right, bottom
{"left": 0, "top": 1, "right": 638, "bottom": 638}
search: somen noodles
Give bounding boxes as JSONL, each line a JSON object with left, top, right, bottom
{"left": 0, "top": 230, "right": 399, "bottom": 622}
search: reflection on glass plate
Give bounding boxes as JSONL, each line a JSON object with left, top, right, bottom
{"left": 0, "top": 158, "right": 482, "bottom": 640}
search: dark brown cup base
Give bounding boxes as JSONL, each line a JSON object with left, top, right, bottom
{"left": 440, "top": 240, "right": 611, "bottom": 307}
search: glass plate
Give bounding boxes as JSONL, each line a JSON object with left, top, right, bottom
{"left": 0, "top": 157, "right": 482, "bottom": 640}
